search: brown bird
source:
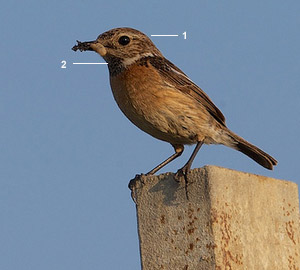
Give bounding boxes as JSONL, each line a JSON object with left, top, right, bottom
{"left": 72, "top": 27, "right": 277, "bottom": 177}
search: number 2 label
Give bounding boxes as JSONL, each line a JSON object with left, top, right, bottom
{"left": 61, "top": 60, "right": 66, "bottom": 68}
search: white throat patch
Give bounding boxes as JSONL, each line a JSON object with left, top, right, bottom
{"left": 122, "top": 52, "right": 154, "bottom": 67}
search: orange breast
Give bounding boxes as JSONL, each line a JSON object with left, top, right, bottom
{"left": 110, "top": 64, "right": 169, "bottom": 138}
{"left": 109, "top": 63, "right": 211, "bottom": 145}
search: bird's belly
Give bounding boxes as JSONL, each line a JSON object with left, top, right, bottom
{"left": 109, "top": 66, "right": 216, "bottom": 145}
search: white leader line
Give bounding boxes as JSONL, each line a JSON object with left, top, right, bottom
{"left": 150, "top": 34, "right": 179, "bottom": 37}
{"left": 73, "top": 62, "right": 108, "bottom": 65}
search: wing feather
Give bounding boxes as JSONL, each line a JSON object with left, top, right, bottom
{"left": 148, "top": 57, "right": 226, "bottom": 126}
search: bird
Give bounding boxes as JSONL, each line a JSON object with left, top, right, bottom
{"left": 72, "top": 27, "right": 277, "bottom": 178}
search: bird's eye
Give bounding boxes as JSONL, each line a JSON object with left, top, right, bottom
{"left": 118, "top": 35, "right": 130, "bottom": 46}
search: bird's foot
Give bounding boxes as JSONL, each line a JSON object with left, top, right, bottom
{"left": 128, "top": 173, "right": 147, "bottom": 203}
{"left": 128, "top": 173, "right": 146, "bottom": 189}
{"left": 175, "top": 166, "right": 190, "bottom": 200}
{"left": 174, "top": 165, "right": 189, "bottom": 181}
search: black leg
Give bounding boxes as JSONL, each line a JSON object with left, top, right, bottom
{"left": 174, "top": 141, "right": 204, "bottom": 200}
{"left": 177, "top": 141, "right": 203, "bottom": 176}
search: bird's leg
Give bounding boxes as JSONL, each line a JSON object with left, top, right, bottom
{"left": 176, "top": 141, "right": 203, "bottom": 200}
{"left": 146, "top": 144, "right": 184, "bottom": 175}
{"left": 176, "top": 141, "right": 203, "bottom": 179}
{"left": 129, "top": 144, "right": 184, "bottom": 203}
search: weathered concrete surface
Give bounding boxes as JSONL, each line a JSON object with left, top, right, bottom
{"left": 130, "top": 166, "right": 300, "bottom": 270}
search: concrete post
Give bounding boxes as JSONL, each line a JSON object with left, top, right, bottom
{"left": 129, "top": 165, "right": 300, "bottom": 270}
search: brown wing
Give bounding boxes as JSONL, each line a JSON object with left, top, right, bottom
{"left": 148, "top": 57, "right": 226, "bottom": 126}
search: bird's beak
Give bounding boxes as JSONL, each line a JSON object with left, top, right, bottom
{"left": 72, "top": 40, "right": 107, "bottom": 57}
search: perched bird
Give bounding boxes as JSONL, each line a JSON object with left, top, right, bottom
{"left": 72, "top": 27, "right": 277, "bottom": 177}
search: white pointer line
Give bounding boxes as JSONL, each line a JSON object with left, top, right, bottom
{"left": 73, "top": 62, "right": 108, "bottom": 65}
{"left": 151, "top": 34, "right": 179, "bottom": 37}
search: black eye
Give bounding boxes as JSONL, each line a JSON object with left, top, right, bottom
{"left": 118, "top": 35, "right": 130, "bottom": 45}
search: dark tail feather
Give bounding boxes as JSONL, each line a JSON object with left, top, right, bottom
{"left": 227, "top": 130, "right": 277, "bottom": 170}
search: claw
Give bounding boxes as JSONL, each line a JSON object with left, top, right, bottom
{"left": 175, "top": 167, "right": 190, "bottom": 200}
{"left": 128, "top": 174, "right": 146, "bottom": 204}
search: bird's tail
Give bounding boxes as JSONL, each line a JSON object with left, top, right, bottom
{"left": 225, "top": 129, "right": 277, "bottom": 170}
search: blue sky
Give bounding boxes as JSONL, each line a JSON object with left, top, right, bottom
{"left": 1, "top": 1, "right": 299, "bottom": 269}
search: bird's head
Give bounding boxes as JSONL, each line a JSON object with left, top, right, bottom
{"left": 72, "top": 27, "right": 163, "bottom": 70}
